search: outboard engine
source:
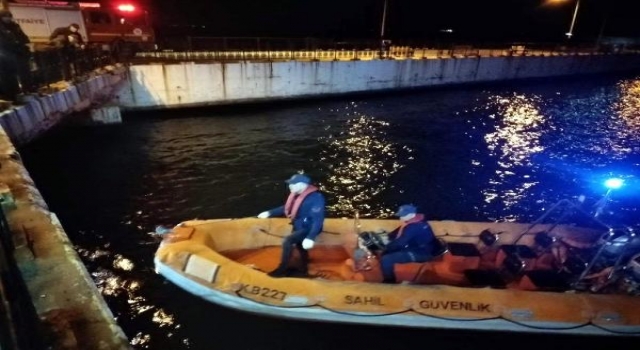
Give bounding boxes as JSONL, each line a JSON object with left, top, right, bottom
{"left": 602, "top": 235, "right": 640, "bottom": 260}
{"left": 619, "top": 253, "right": 640, "bottom": 296}
{"left": 594, "top": 227, "right": 640, "bottom": 269}
{"left": 575, "top": 228, "right": 640, "bottom": 292}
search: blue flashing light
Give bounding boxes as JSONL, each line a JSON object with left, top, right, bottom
{"left": 604, "top": 178, "right": 624, "bottom": 190}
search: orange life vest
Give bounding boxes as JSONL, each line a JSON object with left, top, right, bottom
{"left": 284, "top": 185, "right": 318, "bottom": 219}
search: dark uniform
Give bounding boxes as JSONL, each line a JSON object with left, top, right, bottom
{"left": 0, "top": 10, "right": 32, "bottom": 101}
{"left": 259, "top": 174, "right": 326, "bottom": 277}
{"left": 49, "top": 24, "right": 84, "bottom": 80}
{"left": 49, "top": 25, "right": 84, "bottom": 46}
{"left": 380, "top": 205, "right": 437, "bottom": 283}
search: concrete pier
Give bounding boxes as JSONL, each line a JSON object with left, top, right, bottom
{"left": 0, "top": 67, "right": 131, "bottom": 349}
{"left": 0, "top": 65, "right": 127, "bottom": 146}
{"left": 117, "top": 52, "right": 640, "bottom": 110}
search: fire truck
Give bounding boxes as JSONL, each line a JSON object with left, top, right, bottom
{"left": 5, "top": 0, "right": 155, "bottom": 50}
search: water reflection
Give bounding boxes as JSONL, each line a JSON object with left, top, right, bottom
{"left": 152, "top": 309, "right": 175, "bottom": 327}
{"left": 479, "top": 94, "right": 546, "bottom": 220}
{"left": 531, "top": 79, "right": 640, "bottom": 199}
{"left": 318, "top": 108, "right": 411, "bottom": 217}
{"left": 614, "top": 78, "right": 640, "bottom": 155}
{"left": 130, "top": 333, "right": 151, "bottom": 347}
{"left": 114, "top": 254, "right": 135, "bottom": 271}
{"left": 544, "top": 84, "right": 636, "bottom": 162}
{"left": 79, "top": 247, "right": 181, "bottom": 348}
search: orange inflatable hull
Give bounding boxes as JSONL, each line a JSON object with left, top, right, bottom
{"left": 154, "top": 217, "right": 640, "bottom": 336}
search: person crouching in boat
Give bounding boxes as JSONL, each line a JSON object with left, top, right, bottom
{"left": 380, "top": 204, "right": 436, "bottom": 284}
{"left": 257, "top": 173, "right": 326, "bottom": 277}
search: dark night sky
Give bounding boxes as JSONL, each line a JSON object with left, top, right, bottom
{"left": 144, "top": 0, "right": 636, "bottom": 42}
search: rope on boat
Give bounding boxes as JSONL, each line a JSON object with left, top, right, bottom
{"left": 231, "top": 290, "right": 640, "bottom": 335}
{"left": 257, "top": 228, "right": 340, "bottom": 238}
{"left": 436, "top": 231, "right": 506, "bottom": 238}
{"left": 258, "top": 228, "right": 288, "bottom": 239}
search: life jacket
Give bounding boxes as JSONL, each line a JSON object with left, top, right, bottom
{"left": 396, "top": 213, "right": 425, "bottom": 238}
{"left": 284, "top": 185, "right": 318, "bottom": 219}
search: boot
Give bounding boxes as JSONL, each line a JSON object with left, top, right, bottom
{"left": 268, "top": 266, "right": 288, "bottom": 278}
{"left": 290, "top": 265, "right": 309, "bottom": 278}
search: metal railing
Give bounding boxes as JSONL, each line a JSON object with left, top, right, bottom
{"left": 29, "top": 46, "right": 114, "bottom": 92}
{"left": 134, "top": 44, "right": 636, "bottom": 63}
{"left": 155, "top": 36, "right": 379, "bottom": 52}
{"left": 0, "top": 46, "right": 116, "bottom": 104}
{"left": 133, "top": 36, "right": 636, "bottom": 63}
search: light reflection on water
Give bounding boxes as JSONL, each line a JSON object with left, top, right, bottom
{"left": 19, "top": 73, "right": 640, "bottom": 349}
{"left": 480, "top": 93, "right": 546, "bottom": 220}
{"left": 80, "top": 245, "right": 179, "bottom": 349}
{"left": 614, "top": 79, "right": 640, "bottom": 151}
{"left": 319, "top": 113, "right": 411, "bottom": 217}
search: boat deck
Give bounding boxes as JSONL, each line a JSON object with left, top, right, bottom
{"left": 222, "top": 246, "right": 351, "bottom": 280}
{"left": 221, "top": 243, "right": 582, "bottom": 292}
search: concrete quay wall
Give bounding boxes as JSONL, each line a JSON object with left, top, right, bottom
{"left": 0, "top": 67, "right": 127, "bottom": 146}
{"left": 0, "top": 68, "right": 132, "bottom": 349}
{"left": 117, "top": 54, "right": 640, "bottom": 110}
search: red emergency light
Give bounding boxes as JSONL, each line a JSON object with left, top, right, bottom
{"left": 117, "top": 4, "right": 136, "bottom": 12}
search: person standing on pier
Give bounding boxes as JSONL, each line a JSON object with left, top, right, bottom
{"left": 0, "top": 9, "right": 32, "bottom": 102}
{"left": 49, "top": 23, "right": 85, "bottom": 81}
{"left": 49, "top": 23, "right": 84, "bottom": 48}
{"left": 257, "top": 173, "right": 326, "bottom": 277}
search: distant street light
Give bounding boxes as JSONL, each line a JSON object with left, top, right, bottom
{"left": 379, "top": 0, "right": 390, "bottom": 59}
{"left": 380, "top": 0, "right": 388, "bottom": 40}
{"left": 565, "top": 0, "right": 581, "bottom": 39}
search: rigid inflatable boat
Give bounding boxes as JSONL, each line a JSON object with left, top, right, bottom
{"left": 153, "top": 201, "right": 640, "bottom": 336}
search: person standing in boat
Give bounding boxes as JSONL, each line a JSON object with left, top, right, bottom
{"left": 380, "top": 204, "right": 436, "bottom": 283}
{"left": 257, "top": 173, "right": 326, "bottom": 277}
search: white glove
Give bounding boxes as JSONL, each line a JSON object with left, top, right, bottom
{"left": 302, "top": 238, "right": 315, "bottom": 250}
{"left": 257, "top": 211, "right": 270, "bottom": 219}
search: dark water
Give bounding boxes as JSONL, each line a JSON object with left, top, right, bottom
{"left": 19, "top": 74, "right": 640, "bottom": 349}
